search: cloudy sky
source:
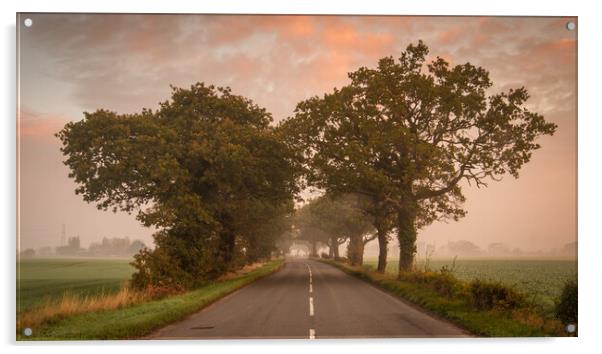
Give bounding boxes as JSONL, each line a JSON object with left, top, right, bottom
{"left": 17, "top": 14, "right": 576, "bottom": 253}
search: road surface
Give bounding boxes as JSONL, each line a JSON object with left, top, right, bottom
{"left": 149, "top": 258, "right": 469, "bottom": 339}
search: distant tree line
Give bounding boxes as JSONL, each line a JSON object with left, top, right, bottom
{"left": 19, "top": 236, "right": 147, "bottom": 258}
{"left": 57, "top": 41, "right": 556, "bottom": 289}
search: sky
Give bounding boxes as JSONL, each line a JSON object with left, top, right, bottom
{"left": 17, "top": 14, "right": 577, "bottom": 253}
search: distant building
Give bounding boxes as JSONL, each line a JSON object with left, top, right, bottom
{"left": 55, "top": 236, "right": 85, "bottom": 256}
{"left": 88, "top": 237, "right": 146, "bottom": 257}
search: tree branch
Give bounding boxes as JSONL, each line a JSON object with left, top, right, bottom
{"left": 363, "top": 232, "right": 378, "bottom": 245}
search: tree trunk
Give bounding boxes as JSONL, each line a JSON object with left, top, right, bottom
{"left": 333, "top": 240, "right": 340, "bottom": 259}
{"left": 347, "top": 234, "right": 365, "bottom": 266}
{"left": 311, "top": 240, "right": 317, "bottom": 257}
{"left": 329, "top": 235, "right": 340, "bottom": 259}
{"left": 397, "top": 208, "right": 417, "bottom": 273}
{"left": 376, "top": 225, "right": 388, "bottom": 273}
{"left": 219, "top": 228, "right": 237, "bottom": 269}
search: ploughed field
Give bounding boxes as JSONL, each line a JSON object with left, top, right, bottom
{"left": 17, "top": 258, "right": 134, "bottom": 313}
{"left": 364, "top": 257, "right": 577, "bottom": 314}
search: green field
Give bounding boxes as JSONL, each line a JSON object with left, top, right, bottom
{"left": 365, "top": 257, "right": 577, "bottom": 313}
{"left": 17, "top": 258, "right": 135, "bottom": 313}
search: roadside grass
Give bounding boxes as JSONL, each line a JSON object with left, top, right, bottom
{"left": 320, "top": 259, "right": 567, "bottom": 337}
{"left": 363, "top": 257, "right": 577, "bottom": 315}
{"left": 18, "top": 286, "right": 147, "bottom": 331}
{"left": 17, "top": 258, "right": 284, "bottom": 340}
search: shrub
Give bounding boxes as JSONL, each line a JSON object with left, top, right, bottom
{"left": 130, "top": 230, "right": 218, "bottom": 290}
{"left": 431, "top": 273, "right": 458, "bottom": 298}
{"left": 555, "top": 280, "right": 577, "bottom": 324}
{"left": 469, "top": 279, "right": 524, "bottom": 310}
{"left": 130, "top": 246, "right": 194, "bottom": 291}
{"left": 320, "top": 252, "right": 331, "bottom": 259}
{"left": 398, "top": 271, "right": 459, "bottom": 298}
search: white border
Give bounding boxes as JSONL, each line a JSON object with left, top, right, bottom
{"left": 2, "top": 1, "right": 599, "bottom": 354}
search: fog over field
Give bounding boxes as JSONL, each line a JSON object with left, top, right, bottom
{"left": 18, "top": 15, "right": 576, "bottom": 253}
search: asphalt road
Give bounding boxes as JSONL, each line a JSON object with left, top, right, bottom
{"left": 149, "top": 258, "right": 469, "bottom": 339}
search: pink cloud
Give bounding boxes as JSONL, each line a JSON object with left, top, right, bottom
{"left": 19, "top": 113, "right": 67, "bottom": 143}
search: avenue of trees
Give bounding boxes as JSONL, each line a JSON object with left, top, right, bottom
{"left": 58, "top": 41, "right": 556, "bottom": 289}
{"left": 294, "top": 194, "right": 375, "bottom": 265}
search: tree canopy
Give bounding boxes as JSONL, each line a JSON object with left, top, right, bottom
{"left": 58, "top": 83, "right": 300, "bottom": 288}
{"left": 283, "top": 41, "right": 557, "bottom": 272}
{"left": 58, "top": 40, "right": 558, "bottom": 284}
{"left": 294, "top": 194, "right": 374, "bottom": 264}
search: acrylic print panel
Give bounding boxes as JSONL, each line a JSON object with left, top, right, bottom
{"left": 16, "top": 13, "right": 577, "bottom": 340}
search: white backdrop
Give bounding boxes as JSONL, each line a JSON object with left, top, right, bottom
{"left": 2, "top": 1, "right": 598, "bottom": 354}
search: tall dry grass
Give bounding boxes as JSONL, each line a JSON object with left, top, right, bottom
{"left": 18, "top": 286, "right": 149, "bottom": 330}
{"left": 18, "top": 260, "right": 271, "bottom": 331}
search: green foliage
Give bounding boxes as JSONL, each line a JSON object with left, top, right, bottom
{"left": 555, "top": 280, "right": 577, "bottom": 324}
{"left": 469, "top": 279, "right": 524, "bottom": 311}
{"left": 398, "top": 270, "right": 459, "bottom": 298}
{"left": 294, "top": 194, "right": 374, "bottom": 262}
{"left": 57, "top": 83, "right": 300, "bottom": 289}
{"left": 283, "top": 41, "right": 557, "bottom": 272}
{"left": 365, "top": 258, "right": 577, "bottom": 315}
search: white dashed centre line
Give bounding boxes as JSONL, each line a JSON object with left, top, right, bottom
{"left": 306, "top": 263, "right": 315, "bottom": 339}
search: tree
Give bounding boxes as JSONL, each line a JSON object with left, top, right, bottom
{"left": 19, "top": 248, "right": 35, "bottom": 258}
{"left": 294, "top": 194, "right": 374, "bottom": 265}
{"left": 281, "top": 90, "right": 397, "bottom": 272}
{"left": 294, "top": 199, "right": 333, "bottom": 257}
{"left": 441, "top": 240, "right": 483, "bottom": 257}
{"left": 57, "top": 83, "right": 300, "bottom": 288}
{"left": 487, "top": 242, "right": 511, "bottom": 256}
{"left": 284, "top": 41, "right": 556, "bottom": 274}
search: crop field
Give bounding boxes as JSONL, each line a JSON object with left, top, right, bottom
{"left": 17, "top": 258, "right": 135, "bottom": 313}
{"left": 364, "top": 257, "right": 577, "bottom": 314}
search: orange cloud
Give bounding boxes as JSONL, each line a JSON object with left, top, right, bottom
{"left": 438, "top": 27, "right": 462, "bottom": 44}
{"left": 282, "top": 16, "right": 315, "bottom": 38}
{"left": 323, "top": 22, "right": 358, "bottom": 47}
{"left": 19, "top": 110, "right": 68, "bottom": 142}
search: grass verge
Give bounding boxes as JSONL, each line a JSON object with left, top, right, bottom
{"left": 18, "top": 258, "right": 284, "bottom": 340}
{"left": 320, "top": 259, "right": 567, "bottom": 337}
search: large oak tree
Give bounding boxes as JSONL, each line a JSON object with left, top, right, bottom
{"left": 57, "top": 83, "right": 300, "bottom": 288}
{"left": 284, "top": 41, "right": 557, "bottom": 273}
